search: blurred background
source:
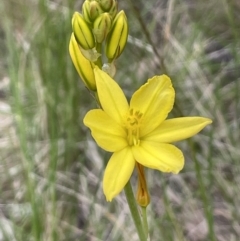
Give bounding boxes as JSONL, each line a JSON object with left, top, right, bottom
{"left": 0, "top": 0, "right": 240, "bottom": 240}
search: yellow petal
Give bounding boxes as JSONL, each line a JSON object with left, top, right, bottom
{"left": 132, "top": 141, "right": 184, "bottom": 174}
{"left": 94, "top": 67, "right": 129, "bottom": 126}
{"left": 144, "top": 117, "right": 212, "bottom": 143}
{"left": 130, "top": 75, "right": 175, "bottom": 136}
{"left": 103, "top": 147, "right": 135, "bottom": 201}
{"left": 83, "top": 109, "right": 128, "bottom": 152}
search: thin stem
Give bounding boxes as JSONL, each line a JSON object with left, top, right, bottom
{"left": 126, "top": 0, "right": 167, "bottom": 74}
{"left": 95, "top": 42, "right": 103, "bottom": 68}
{"left": 124, "top": 181, "right": 147, "bottom": 241}
{"left": 141, "top": 207, "right": 149, "bottom": 239}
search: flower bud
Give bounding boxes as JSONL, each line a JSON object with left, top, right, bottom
{"left": 108, "top": 0, "right": 118, "bottom": 18}
{"left": 105, "top": 10, "right": 128, "bottom": 60}
{"left": 136, "top": 164, "right": 150, "bottom": 207}
{"left": 82, "top": 0, "right": 92, "bottom": 24}
{"left": 98, "top": 0, "right": 113, "bottom": 11}
{"left": 93, "top": 13, "right": 112, "bottom": 43}
{"left": 83, "top": 0, "right": 104, "bottom": 23}
{"left": 72, "top": 12, "right": 95, "bottom": 50}
{"left": 69, "top": 33, "right": 96, "bottom": 91}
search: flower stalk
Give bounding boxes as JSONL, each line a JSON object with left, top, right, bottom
{"left": 124, "top": 181, "right": 147, "bottom": 241}
{"left": 141, "top": 207, "right": 149, "bottom": 239}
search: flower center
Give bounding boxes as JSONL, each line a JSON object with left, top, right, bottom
{"left": 126, "top": 108, "right": 143, "bottom": 146}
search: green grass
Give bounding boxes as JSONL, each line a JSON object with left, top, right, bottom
{"left": 0, "top": 0, "right": 240, "bottom": 240}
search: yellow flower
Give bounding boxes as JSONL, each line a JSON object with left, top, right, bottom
{"left": 83, "top": 67, "right": 212, "bottom": 201}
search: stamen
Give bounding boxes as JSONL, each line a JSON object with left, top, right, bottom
{"left": 126, "top": 109, "right": 143, "bottom": 146}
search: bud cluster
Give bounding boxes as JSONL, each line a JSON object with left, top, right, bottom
{"left": 69, "top": 0, "right": 129, "bottom": 91}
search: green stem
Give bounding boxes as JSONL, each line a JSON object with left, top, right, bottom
{"left": 124, "top": 181, "right": 147, "bottom": 241}
{"left": 141, "top": 207, "right": 149, "bottom": 239}
{"left": 95, "top": 42, "right": 103, "bottom": 68}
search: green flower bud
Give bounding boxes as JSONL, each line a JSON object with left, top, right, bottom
{"left": 136, "top": 164, "right": 150, "bottom": 207}
{"left": 105, "top": 10, "right": 128, "bottom": 60}
{"left": 82, "top": 0, "right": 92, "bottom": 24}
{"left": 83, "top": 0, "right": 104, "bottom": 23}
{"left": 69, "top": 33, "right": 96, "bottom": 91}
{"left": 72, "top": 12, "right": 95, "bottom": 50}
{"left": 108, "top": 0, "right": 118, "bottom": 18}
{"left": 98, "top": 0, "right": 113, "bottom": 11}
{"left": 93, "top": 13, "right": 112, "bottom": 43}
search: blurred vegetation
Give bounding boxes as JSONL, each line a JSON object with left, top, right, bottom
{"left": 0, "top": 0, "right": 239, "bottom": 241}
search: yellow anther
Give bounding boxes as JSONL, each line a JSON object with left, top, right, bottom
{"left": 126, "top": 109, "right": 143, "bottom": 146}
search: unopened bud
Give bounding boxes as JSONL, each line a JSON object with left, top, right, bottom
{"left": 136, "top": 164, "right": 150, "bottom": 207}
{"left": 98, "top": 0, "right": 113, "bottom": 11}
{"left": 82, "top": 0, "right": 92, "bottom": 24}
{"left": 105, "top": 10, "right": 128, "bottom": 60}
{"left": 83, "top": 0, "right": 104, "bottom": 23}
{"left": 69, "top": 33, "right": 96, "bottom": 91}
{"left": 72, "top": 12, "right": 95, "bottom": 50}
{"left": 108, "top": 0, "right": 118, "bottom": 18}
{"left": 93, "top": 13, "right": 112, "bottom": 43}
